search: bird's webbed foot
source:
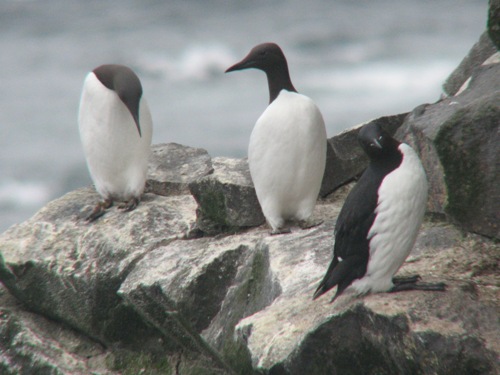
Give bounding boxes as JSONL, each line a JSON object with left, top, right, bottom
{"left": 389, "top": 278, "right": 446, "bottom": 293}
{"left": 117, "top": 197, "right": 140, "bottom": 212}
{"left": 85, "top": 199, "right": 113, "bottom": 222}
{"left": 270, "top": 227, "right": 292, "bottom": 236}
{"left": 298, "top": 217, "right": 323, "bottom": 230}
{"left": 392, "top": 274, "right": 421, "bottom": 285}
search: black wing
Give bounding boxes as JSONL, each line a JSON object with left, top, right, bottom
{"left": 313, "top": 167, "right": 382, "bottom": 301}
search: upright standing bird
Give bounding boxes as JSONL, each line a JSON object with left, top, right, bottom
{"left": 313, "top": 122, "right": 445, "bottom": 302}
{"left": 78, "top": 64, "right": 153, "bottom": 221}
{"left": 225, "top": 43, "right": 327, "bottom": 234}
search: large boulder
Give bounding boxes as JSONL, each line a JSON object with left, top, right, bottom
{"left": 118, "top": 228, "right": 281, "bottom": 373}
{"left": 0, "top": 284, "right": 114, "bottom": 375}
{"left": 442, "top": 32, "right": 497, "bottom": 96}
{"left": 398, "top": 58, "right": 500, "bottom": 238}
{"left": 235, "top": 219, "right": 499, "bottom": 374}
{"left": 0, "top": 175, "right": 498, "bottom": 374}
{"left": 189, "top": 157, "right": 265, "bottom": 235}
{"left": 146, "top": 143, "right": 213, "bottom": 196}
{"left": 0, "top": 188, "right": 197, "bottom": 347}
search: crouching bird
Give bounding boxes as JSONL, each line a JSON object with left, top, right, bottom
{"left": 313, "top": 122, "right": 445, "bottom": 302}
{"left": 78, "top": 64, "right": 153, "bottom": 222}
{"left": 225, "top": 43, "right": 327, "bottom": 234}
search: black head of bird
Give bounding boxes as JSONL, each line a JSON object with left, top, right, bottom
{"left": 225, "top": 42, "right": 297, "bottom": 103}
{"left": 93, "top": 64, "right": 143, "bottom": 137}
{"left": 358, "top": 122, "right": 400, "bottom": 160}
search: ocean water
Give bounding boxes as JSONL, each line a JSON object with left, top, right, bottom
{"left": 0, "top": 0, "right": 488, "bottom": 232}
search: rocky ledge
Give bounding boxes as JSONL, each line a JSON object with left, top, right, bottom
{"left": 1, "top": 20, "right": 499, "bottom": 375}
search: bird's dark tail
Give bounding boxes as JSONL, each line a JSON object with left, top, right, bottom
{"left": 312, "top": 257, "right": 341, "bottom": 300}
{"left": 313, "top": 281, "right": 329, "bottom": 300}
{"left": 313, "top": 256, "right": 366, "bottom": 302}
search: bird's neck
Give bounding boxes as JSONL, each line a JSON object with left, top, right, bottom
{"left": 266, "top": 66, "right": 297, "bottom": 104}
{"left": 370, "top": 150, "right": 403, "bottom": 175}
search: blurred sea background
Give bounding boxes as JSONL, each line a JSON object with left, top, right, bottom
{"left": 0, "top": 0, "right": 488, "bottom": 232}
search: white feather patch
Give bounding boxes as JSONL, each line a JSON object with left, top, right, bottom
{"left": 78, "top": 73, "right": 153, "bottom": 201}
{"left": 248, "top": 90, "right": 327, "bottom": 230}
{"left": 350, "top": 143, "right": 428, "bottom": 294}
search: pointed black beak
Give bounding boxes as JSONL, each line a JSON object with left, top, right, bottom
{"left": 121, "top": 96, "right": 142, "bottom": 137}
{"left": 225, "top": 61, "right": 244, "bottom": 73}
{"left": 372, "top": 139, "right": 382, "bottom": 149}
{"left": 132, "top": 113, "right": 142, "bottom": 137}
{"left": 225, "top": 56, "right": 254, "bottom": 73}
{"left": 225, "top": 63, "right": 239, "bottom": 73}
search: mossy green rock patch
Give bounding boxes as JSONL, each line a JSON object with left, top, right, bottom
{"left": 398, "top": 61, "right": 500, "bottom": 239}
{"left": 435, "top": 94, "right": 500, "bottom": 238}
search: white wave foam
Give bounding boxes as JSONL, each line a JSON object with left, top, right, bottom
{"left": 307, "top": 60, "right": 453, "bottom": 95}
{"left": 0, "top": 179, "right": 52, "bottom": 208}
{"left": 138, "top": 43, "right": 235, "bottom": 82}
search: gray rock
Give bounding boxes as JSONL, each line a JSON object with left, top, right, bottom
{"left": 443, "top": 32, "right": 498, "bottom": 96}
{"left": 320, "top": 113, "right": 408, "bottom": 197}
{"left": 434, "top": 94, "right": 500, "bottom": 238}
{"left": 119, "top": 229, "right": 281, "bottom": 373}
{"left": 146, "top": 143, "right": 213, "bottom": 196}
{"left": 234, "top": 220, "right": 499, "bottom": 374}
{"left": 0, "top": 284, "right": 114, "bottom": 375}
{"left": 0, "top": 170, "right": 498, "bottom": 374}
{"left": 398, "top": 62, "right": 500, "bottom": 238}
{"left": 489, "top": 0, "right": 500, "bottom": 50}
{"left": 0, "top": 187, "right": 198, "bottom": 346}
{"left": 189, "top": 157, "right": 265, "bottom": 235}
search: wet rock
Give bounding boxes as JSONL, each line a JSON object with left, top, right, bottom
{"left": 398, "top": 61, "right": 500, "bottom": 238}
{"left": 146, "top": 143, "right": 213, "bottom": 196}
{"left": 320, "top": 113, "right": 407, "bottom": 197}
{"left": 189, "top": 157, "right": 265, "bottom": 235}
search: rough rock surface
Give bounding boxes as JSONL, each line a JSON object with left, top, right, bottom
{"left": 189, "top": 157, "right": 265, "bottom": 235}
{"left": 0, "top": 284, "right": 113, "bottom": 375}
{"left": 235, "top": 216, "right": 499, "bottom": 374}
{"left": 146, "top": 143, "right": 213, "bottom": 196}
{"left": 0, "top": 181, "right": 498, "bottom": 374}
{"left": 0, "top": 188, "right": 198, "bottom": 346}
{"left": 118, "top": 227, "right": 281, "bottom": 373}
{"left": 442, "top": 32, "right": 497, "bottom": 96}
{"left": 398, "top": 58, "right": 500, "bottom": 238}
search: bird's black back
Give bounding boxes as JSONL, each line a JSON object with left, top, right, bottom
{"left": 314, "top": 148, "right": 403, "bottom": 301}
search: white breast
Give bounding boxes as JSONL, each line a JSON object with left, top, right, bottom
{"left": 350, "top": 143, "right": 428, "bottom": 294}
{"left": 248, "top": 90, "right": 327, "bottom": 230}
{"left": 78, "top": 73, "right": 153, "bottom": 201}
